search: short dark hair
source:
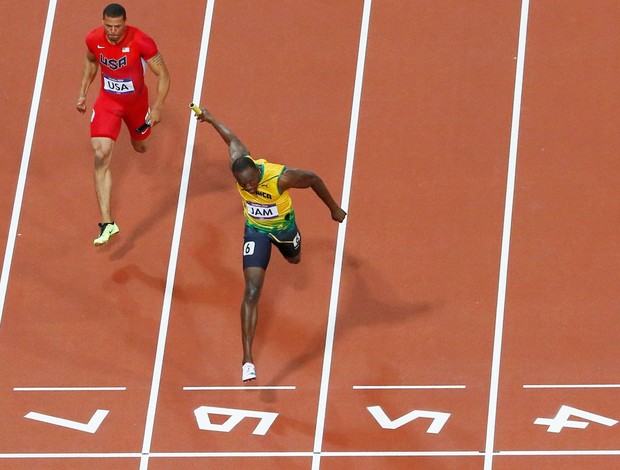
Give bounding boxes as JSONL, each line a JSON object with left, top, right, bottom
{"left": 231, "top": 156, "right": 256, "bottom": 175}
{"left": 103, "top": 3, "right": 126, "bottom": 20}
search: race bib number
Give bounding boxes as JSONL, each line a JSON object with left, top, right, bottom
{"left": 243, "top": 241, "right": 255, "bottom": 256}
{"left": 103, "top": 75, "right": 135, "bottom": 94}
{"left": 247, "top": 202, "right": 279, "bottom": 220}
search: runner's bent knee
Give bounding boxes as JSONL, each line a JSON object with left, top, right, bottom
{"left": 286, "top": 254, "right": 301, "bottom": 264}
{"left": 131, "top": 139, "right": 148, "bottom": 153}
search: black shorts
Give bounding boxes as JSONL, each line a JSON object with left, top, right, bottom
{"left": 242, "top": 223, "right": 301, "bottom": 270}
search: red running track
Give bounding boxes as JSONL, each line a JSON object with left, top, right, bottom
{"left": 0, "top": 1, "right": 618, "bottom": 469}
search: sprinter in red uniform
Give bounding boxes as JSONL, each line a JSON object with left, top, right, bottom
{"left": 76, "top": 3, "right": 170, "bottom": 246}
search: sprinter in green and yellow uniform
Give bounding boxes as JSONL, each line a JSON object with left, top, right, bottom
{"left": 197, "top": 107, "right": 347, "bottom": 382}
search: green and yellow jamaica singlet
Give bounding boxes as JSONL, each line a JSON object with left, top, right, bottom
{"left": 236, "top": 157, "right": 295, "bottom": 233}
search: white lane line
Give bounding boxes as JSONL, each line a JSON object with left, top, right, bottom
{"left": 353, "top": 385, "right": 466, "bottom": 390}
{"left": 151, "top": 452, "right": 312, "bottom": 458}
{"left": 4, "top": 449, "right": 620, "bottom": 460}
{"left": 0, "top": 453, "right": 142, "bottom": 459}
{"left": 311, "top": 1, "right": 372, "bottom": 469}
{"left": 14, "top": 387, "right": 126, "bottom": 392}
{"left": 483, "top": 1, "right": 530, "bottom": 469}
{"left": 494, "top": 450, "right": 620, "bottom": 456}
{"left": 152, "top": 451, "right": 479, "bottom": 458}
{"left": 0, "top": 0, "right": 58, "bottom": 327}
{"left": 138, "top": 2, "right": 216, "bottom": 469}
{"left": 524, "top": 384, "right": 620, "bottom": 389}
{"left": 183, "top": 386, "right": 296, "bottom": 391}
{"left": 322, "top": 451, "right": 482, "bottom": 457}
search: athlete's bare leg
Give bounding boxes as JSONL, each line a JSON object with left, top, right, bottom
{"left": 92, "top": 137, "right": 115, "bottom": 222}
{"left": 130, "top": 137, "right": 149, "bottom": 153}
{"left": 241, "top": 267, "right": 266, "bottom": 364}
{"left": 92, "top": 135, "right": 150, "bottom": 223}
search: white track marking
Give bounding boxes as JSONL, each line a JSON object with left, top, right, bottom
{"left": 0, "top": 453, "right": 141, "bottom": 459}
{"left": 492, "top": 450, "right": 620, "bottom": 456}
{"left": 4, "top": 449, "right": 620, "bottom": 461}
{"left": 483, "top": 1, "right": 530, "bottom": 469}
{"left": 353, "top": 385, "right": 466, "bottom": 390}
{"left": 183, "top": 386, "right": 296, "bottom": 391}
{"left": 14, "top": 387, "right": 126, "bottom": 392}
{"left": 311, "top": 1, "right": 372, "bottom": 469}
{"left": 138, "top": 2, "right": 216, "bottom": 469}
{"left": 0, "top": 0, "right": 58, "bottom": 327}
{"left": 25, "top": 410, "right": 109, "bottom": 434}
{"left": 524, "top": 384, "right": 620, "bottom": 389}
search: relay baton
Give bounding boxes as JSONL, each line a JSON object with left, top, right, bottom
{"left": 189, "top": 102, "right": 203, "bottom": 116}
{"left": 135, "top": 119, "right": 151, "bottom": 134}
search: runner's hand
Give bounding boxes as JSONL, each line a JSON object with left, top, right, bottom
{"left": 76, "top": 96, "right": 87, "bottom": 114}
{"left": 196, "top": 107, "right": 213, "bottom": 123}
{"left": 147, "top": 108, "right": 162, "bottom": 126}
{"left": 332, "top": 208, "right": 347, "bottom": 223}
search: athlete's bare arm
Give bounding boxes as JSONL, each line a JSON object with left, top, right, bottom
{"left": 146, "top": 52, "right": 170, "bottom": 126}
{"left": 197, "top": 108, "right": 250, "bottom": 164}
{"left": 279, "top": 169, "right": 347, "bottom": 223}
{"left": 76, "top": 50, "right": 98, "bottom": 113}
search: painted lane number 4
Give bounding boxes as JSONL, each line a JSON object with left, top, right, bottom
{"left": 534, "top": 405, "right": 619, "bottom": 433}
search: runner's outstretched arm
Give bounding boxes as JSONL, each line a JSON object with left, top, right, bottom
{"left": 197, "top": 108, "right": 249, "bottom": 163}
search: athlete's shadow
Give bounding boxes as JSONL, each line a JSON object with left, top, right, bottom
{"left": 109, "top": 221, "right": 279, "bottom": 380}
{"left": 262, "top": 252, "right": 433, "bottom": 399}
{"left": 107, "top": 135, "right": 231, "bottom": 260}
{"left": 107, "top": 189, "right": 179, "bottom": 261}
